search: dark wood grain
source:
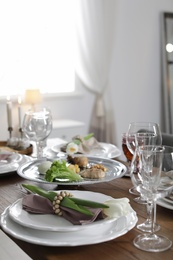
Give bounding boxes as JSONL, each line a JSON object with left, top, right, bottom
{"left": 0, "top": 161, "right": 173, "bottom": 260}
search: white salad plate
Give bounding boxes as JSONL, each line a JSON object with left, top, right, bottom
{"left": 51, "top": 142, "right": 121, "bottom": 159}
{"left": 1, "top": 190, "right": 137, "bottom": 246}
{"left": 16, "top": 157, "right": 126, "bottom": 185}
{"left": 9, "top": 190, "right": 123, "bottom": 232}
{"left": 0, "top": 154, "right": 32, "bottom": 176}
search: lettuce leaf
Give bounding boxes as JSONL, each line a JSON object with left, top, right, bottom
{"left": 45, "top": 160, "right": 83, "bottom": 182}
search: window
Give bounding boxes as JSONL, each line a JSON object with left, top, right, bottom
{"left": 0, "top": 0, "right": 76, "bottom": 97}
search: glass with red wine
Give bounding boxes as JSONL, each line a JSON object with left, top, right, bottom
{"left": 122, "top": 133, "right": 139, "bottom": 195}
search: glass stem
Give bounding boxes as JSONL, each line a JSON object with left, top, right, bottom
{"left": 153, "top": 199, "right": 157, "bottom": 225}
{"left": 146, "top": 200, "right": 153, "bottom": 225}
{"left": 148, "top": 198, "right": 155, "bottom": 235}
{"left": 35, "top": 141, "right": 43, "bottom": 159}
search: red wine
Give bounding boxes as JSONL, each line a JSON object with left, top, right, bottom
{"left": 122, "top": 134, "right": 133, "bottom": 162}
{"left": 122, "top": 143, "right": 133, "bottom": 162}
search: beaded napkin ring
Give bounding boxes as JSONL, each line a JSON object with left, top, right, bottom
{"left": 22, "top": 183, "right": 109, "bottom": 217}
{"left": 52, "top": 191, "right": 72, "bottom": 216}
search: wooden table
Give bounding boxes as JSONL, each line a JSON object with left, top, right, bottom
{"left": 0, "top": 161, "right": 173, "bottom": 260}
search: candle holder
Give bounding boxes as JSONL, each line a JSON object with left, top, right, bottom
{"left": 19, "top": 127, "right": 23, "bottom": 139}
{"left": 8, "top": 126, "right": 13, "bottom": 139}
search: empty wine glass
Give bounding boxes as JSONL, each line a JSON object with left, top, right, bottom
{"left": 126, "top": 122, "right": 162, "bottom": 232}
{"left": 126, "top": 122, "right": 162, "bottom": 203}
{"left": 22, "top": 106, "right": 52, "bottom": 159}
{"left": 133, "top": 145, "right": 172, "bottom": 252}
{"left": 138, "top": 145, "right": 173, "bottom": 233}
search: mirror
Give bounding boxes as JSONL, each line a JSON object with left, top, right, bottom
{"left": 161, "top": 12, "right": 173, "bottom": 134}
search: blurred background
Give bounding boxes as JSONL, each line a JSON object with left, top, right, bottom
{"left": 1, "top": 0, "right": 173, "bottom": 159}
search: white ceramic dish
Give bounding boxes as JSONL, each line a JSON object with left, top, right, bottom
{"left": 51, "top": 142, "right": 121, "bottom": 159}
{"left": 160, "top": 176, "right": 173, "bottom": 186}
{"left": 162, "top": 196, "right": 173, "bottom": 205}
{"left": 1, "top": 206, "right": 137, "bottom": 246}
{"left": 17, "top": 157, "right": 126, "bottom": 185}
{"left": 9, "top": 190, "right": 120, "bottom": 232}
{"left": 157, "top": 198, "right": 173, "bottom": 210}
{"left": 0, "top": 155, "right": 32, "bottom": 176}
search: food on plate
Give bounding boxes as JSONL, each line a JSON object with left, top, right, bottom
{"left": 67, "top": 155, "right": 88, "bottom": 167}
{"left": 80, "top": 168, "right": 105, "bottom": 179}
{"left": 39, "top": 154, "right": 108, "bottom": 182}
{"left": 60, "top": 133, "right": 101, "bottom": 155}
{"left": 68, "top": 164, "right": 80, "bottom": 173}
{"left": 80, "top": 164, "right": 108, "bottom": 179}
{"left": 38, "top": 161, "right": 52, "bottom": 175}
{"left": 66, "top": 142, "right": 79, "bottom": 155}
{"left": 45, "top": 160, "right": 83, "bottom": 182}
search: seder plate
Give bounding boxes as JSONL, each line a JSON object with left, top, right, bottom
{"left": 17, "top": 156, "right": 126, "bottom": 185}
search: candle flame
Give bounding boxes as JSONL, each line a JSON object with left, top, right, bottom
{"left": 7, "top": 96, "right": 10, "bottom": 101}
{"left": 18, "top": 96, "right": 22, "bottom": 104}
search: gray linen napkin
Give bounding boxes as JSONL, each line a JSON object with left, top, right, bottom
{"left": 22, "top": 194, "right": 104, "bottom": 225}
{"left": 0, "top": 154, "right": 11, "bottom": 160}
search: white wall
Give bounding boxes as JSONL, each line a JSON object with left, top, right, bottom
{"left": 1, "top": 0, "right": 173, "bottom": 160}
{"left": 110, "top": 0, "right": 173, "bottom": 159}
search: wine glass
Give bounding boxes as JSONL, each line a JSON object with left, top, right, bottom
{"left": 22, "top": 106, "right": 52, "bottom": 159}
{"left": 126, "top": 122, "right": 162, "bottom": 232}
{"left": 133, "top": 145, "right": 172, "bottom": 252}
{"left": 122, "top": 133, "right": 133, "bottom": 163}
{"left": 122, "top": 133, "right": 138, "bottom": 195}
{"left": 126, "top": 122, "right": 162, "bottom": 202}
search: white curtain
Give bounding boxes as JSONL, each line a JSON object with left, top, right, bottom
{"left": 75, "top": 0, "right": 117, "bottom": 144}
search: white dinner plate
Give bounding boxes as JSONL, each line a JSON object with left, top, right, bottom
{"left": 0, "top": 155, "right": 32, "bottom": 176}
{"left": 157, "top": 198, "right": 173, "bottom": 210}
{"left": 17, "top": 157, "right": 126, "bottom": 185}
{"left": 9, "top": 190, "right": 120, "bottom": 232}
{"left": 51, "top": 142, "right": 121, "bottom": 159}
{"left": 162, "top": 196, "right": 173, "bottom": 205}
{"left": 1, "top": 206, "right": 137, "bottom": 246}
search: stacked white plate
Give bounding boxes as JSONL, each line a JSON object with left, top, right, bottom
{"left": 157, "top": 196, "right": 173, "bottom": 210}
{"left": 0, "top": 190, "right": 138, "bottom": 246}
{"left": 157, "top": 176, "right": 173, "bottom": 210}
{"left": 0, "top": 151, "right": 32, "bottom": 176}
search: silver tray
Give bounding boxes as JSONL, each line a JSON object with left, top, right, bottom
{"left": 17, "top": 157, "right": 126, "bottom": 185}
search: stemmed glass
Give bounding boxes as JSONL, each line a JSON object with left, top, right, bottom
{"left": 126, "top": 122, "right": 162, "bottom": 233}
{"left": 126, "top": 122, "right": 162, "bottom": 203}
{"left": 22, "top": 106, "right": 52, "bottom": 159}
{"left": 133, "top": 145, "right": 172, "bottom": 252}
{"left": 122, "top": 133, "right": 138, "bottom": 191}
{"left": 122, "top": 132, "right": 139, "bottom": 195}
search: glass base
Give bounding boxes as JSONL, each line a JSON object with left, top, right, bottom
{"left": 133, "top": 233, "right": 172, "bottom": 252}
{"left": 129, "top": 186, "right": 139, "bottom": 196}
{"left": 137, "top": 221, "right": 160, "bottom": 232}
{"left": 133, "top": 196, "right": 147, "bottom": 204}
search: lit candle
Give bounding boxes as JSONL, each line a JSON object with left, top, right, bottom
{"left": 18, "top": 96, "right": 22, "bottom": 129}
{"left": 6, "top": 96, "right": 12, "bottom": 128}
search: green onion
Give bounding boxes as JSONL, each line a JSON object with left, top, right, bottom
{"left": 22, "top": 183, "right": 109, "bottom": 216}
{"left": 73, "top": 133, "right": 94, "bottom": 145}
